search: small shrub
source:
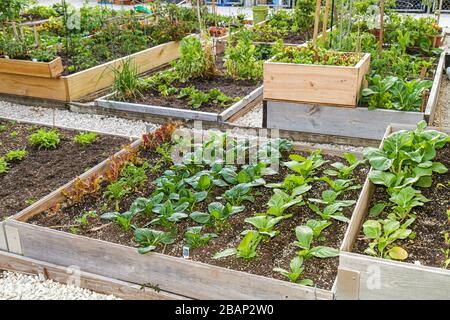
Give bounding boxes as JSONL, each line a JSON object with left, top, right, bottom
{"left": 74, "top": 132, "right": 97, "bottom": 145}
{"left": 29, "top": 129, "right": 60, "bottom": 149}
{"left": 6, "top": 149, "right": 27, "bottom": 162}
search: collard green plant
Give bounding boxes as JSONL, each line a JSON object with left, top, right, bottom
{"left": 190, "top": 202, "right": 244, "bottom": 231}
{"left": 184, "top": 226, "right": 217, "bottom": 249}
{"left": 213, "top": 230, "right": 263, "bottom": 260}
{"left": 134, "top": 228, "right": 175, "bottom": 254}
{"left": 323, "top": 153, "right": 364, "bottom": 179}
{"left": 273, "top": 256, "right": 313, "bottom": 286}
{"left": 244, "top": 214, "right": 291, "bottom": 238}
{"left": 266, "top": 189, "right": 305, "bottom": 217}
{"left": 294, "top": 226, "right": 339, "bottom": 259}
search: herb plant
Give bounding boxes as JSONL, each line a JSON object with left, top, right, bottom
{"left": 5, "top": 149, "right": 27, "bottom": 162}
{"left": 29, "top": 129, "right": 60, "bottom": 149}
{"left": 74, "top": 132, "right": 97, "bottom": 145}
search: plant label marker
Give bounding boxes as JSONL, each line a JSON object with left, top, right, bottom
{"left": 183, "top": 246, "right": 190, "bottom": 259}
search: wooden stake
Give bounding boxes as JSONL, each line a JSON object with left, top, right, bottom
{"left": 33, "top": 25, "right": 40, "bottom": 48}
{"left": 196, "top": 0, "right": 203, "bottom": 38}
{"left": 322, "top": 0, "right": 330, "bottom": 46}
{"left": 312, "top": 0, "right": 322, "bottom": 48}
{"left": 378, "top": 0, "right": 385, "bottom": 53}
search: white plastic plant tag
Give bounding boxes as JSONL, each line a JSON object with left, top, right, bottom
{"left": 182, "top": 246, "right": 190, "bottom": 259}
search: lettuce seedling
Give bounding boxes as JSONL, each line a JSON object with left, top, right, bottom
{"left": 74, "top": 132, "right": 97, "bottom": 145}
{"left": 134, "top": 228, "right": 175, "bottom": 254}
{"left": 224, "top": 183, "right": 255, "bottom": 206}
{"left": 307, "top": 203, "right": 350, "bottom": 223}
{"left": 294, "top": 226, "right": 339, "bottom": 259}
{"left": 267, "top": 189, "right": 305, "bottom": 217}
{"left": 388, "top": 186, "right": 429, "bottom": 220}
{"left": 101, "top": 210, "right": 136, "bottom": 232}
{"left": 0, "top": 157, "right": 9, "bottom": 174}
{"left": 244, "top": 214, "right": 291, "bottom": 238}
{"left": 190, "top": 202, "right": 245, "bottom": 231}
{"left": 121, "top": 161, "right": 150, "bottom": 190}
{"left": 184, "top": 226, "right": 217, "bottom": 249}
{"left": 273, "top": 256, "right": 314, "bottom": 286}
{"left": 362, "top": 217, "right": 415, "bottom": 260}
{"left": 213, "top": 230, "right": 263, "bottom": 260}
{"left": 103, "top": 180, "right": 130, "bottom": 211}
{"left": 324, "top": 153, "right": 364, "bottom": 179}
{"left": 6, "top": 149, "right": 27, "bottom": 162}
{"left": 29, "top": 128, "right": 60, "bottom": 149}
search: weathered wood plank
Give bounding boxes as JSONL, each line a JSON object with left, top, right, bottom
{"left": 425, "top": 51, "right": 446, "bottom": 123}
{"left": 0, "top": 57, "right": 63, "bottom": 78}
{"left": 265, "top": 101, "right": 424, "bottom": 140}
{"left": 219, "top": 86, "right": 263, "bottom": 121}
{"left": 338, "top": 252, "right": 450, "bottom": 300}
{"left": 6, "top": 221, "right": 333, "bottom": 300}
{"left": 0, "top": 251, "right": 187, "bottom": 300}
{"left": 0, "top": 222, "right": 8, "bottom": 251}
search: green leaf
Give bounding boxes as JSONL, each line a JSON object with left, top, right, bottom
{"left": 387, "top": 246, "right": 408, "bottom": 260}
{"left": 369, "top": 203, "right": 387, "bottom": 217}
{"left": 309, "top": 246, "right": 339, "bottom": 258}
{"left": 431, "top": 162, "right": 448, "bottom": 174}
{"left": 363, "top": 220, "right": 381, "bottom": 239}
{"left": 190, "top": 211, "right": 210, "bottom": 224}
{"left": 294, "top": 226, "right": 313, "bottom": 250}
{"left": 368, "top": 171, "right": 396, "bottom": 187}
{"left": 213, "top": 248, "right": 237, "bottom": 259}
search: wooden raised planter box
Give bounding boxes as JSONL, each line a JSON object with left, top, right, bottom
{"left": 2, "top": 129, "right": 366, "bottom": 300}
{"left": 0, "top": 40, "right": 181, "bottom": 102}
{"left": 335, "top": 124, "right": 450, "bottom": 300}
{"left": 264, "top": 51, "right": 446, "bottom": 140}
{"left": 263, "top": 53, "right": 371, "bottom": 107}
{"left": 0, "top": 57, "right": 63, "bottom": 78}
{"left": 96, "top": 85, "right": 263, "bottom": 122}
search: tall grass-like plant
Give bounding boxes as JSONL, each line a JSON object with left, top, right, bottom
{"left": 112, "top": 59, "right": 142, "bottom": 101}
{"left": 175, "top": 36, "right": 217, "bottom": 81}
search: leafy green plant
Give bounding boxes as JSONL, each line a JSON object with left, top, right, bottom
{"left": 150, "top": 200, "right": 189, "bottom": 229}
{"left": 120, "top": 162, "right": 149, "bottom": 191}
{"left": 0, "top": 157, "right": 9, "bottom": 174}
{"left": 178, "top": 189, "right": 207, "bottom": 211}
{"left": 362, "top": 217, "right": 415, "bottom": 260}
{"left": 5, "top": 149, "right": 27, "bottom": 162}
{"left": 134, "top": 228, "right": 175, "bottom": 254}
{"left": 113, "top": 59, "right": 142, "bottom": 100}
{"left": 29, "top": 128, "right": 60, "bottom": 149}
{"left": 129, "top": 193, "right": 165, "bottom": 216}
{"left": 284, "top": 151, "right": 328, "bottom": 178}
{"left": 184, "top": 226, "right": 217, "bottom": 249}
{"left": 294, "top": 226, "right": 339, "bottom": 259}
{"left": 103, "top": 180, "right": 130, "bottom": 212}
{"left": 244, "top": 214, "right": 291, "bottom": 238}
{"left": 306, "top": 219, "right": 332, "bottom": 241}
{"left": 441, "top": 232, "right": 450, "bottom": 269}
{"left": 324, "top": 153, "right": 364, "bottom": 179}
{"left": 319, "top": 176, "right": 361, "bottom": 194}
{"left": 273, "top": 256, "right": 313, "bottom": 286}
{"left": 75, "top": 210, "right": 97, "bottom": 227}
{"left": 224, "top": 183, "right": 255, "bottom": 206}
{"left": 101, "top": 210, "right": 135, "bottom": 232}
{"left": 190, "top": 202, "right": 244, "bottom": 231}
{"left": 224, "top": 37, "right": 263, "bottom": 81}
{"left": 266, "top": 189, "right": 305, "bottom": 217}
{"left": 74, "top": 132, "right": 97, "bottom": 145}
{"left": 213, "top": 230, "right": 263, "bottom": 260}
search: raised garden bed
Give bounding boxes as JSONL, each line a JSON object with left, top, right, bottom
{"left": 4, "top": 123, "right": 370, "bottom": 299}
{"left": 263, "top": 46, "right": 371, "bottom": 107}
{"left": 263, "top": 51, "right": 445, "bottom": 140}
{"left": 96, "top": 36, "right": 266, "bottom": 122}
{"left": 336, "top": 123, "right": 450, "bottom": 299}
{"left": 0, "top": 56, "right": 63, "bottom": 78}
{"left": 0, "top": 119, "right": 129, "bottom": 251}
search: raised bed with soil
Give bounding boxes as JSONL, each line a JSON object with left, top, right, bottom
{"left": 336, "top": 124, "right": 450, "bottom": 300}
{"left": 0, "top": 119, "right": 129, "bottom": 251}
{"left": 4, "top": 124, "right": 370, "bottom": 299}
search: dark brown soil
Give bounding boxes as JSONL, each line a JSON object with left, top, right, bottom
{"left": 0, "top": 120, "right": 129, "bottom": 220}
{"left": 30, "top": 146, "right": 369, "bottom": 290}
{"left": 282, "top": 31, "right": 311, "bottom": 44}
{"left": 354, "top": 144, "right": 450, "bottom": 268}
{"left": 120, "top": 55, "right": 262, "bottom": 113}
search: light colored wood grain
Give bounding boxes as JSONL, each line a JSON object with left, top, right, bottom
{"left": 0, "top": 57, "right": 63, "bottom": 78}
{"left": 64, "top": 40, "right": 180, "bottom": 101}
{"left": 338, "top": 252, "right": 450, "bottom": 299}
{"left": 425, "top": 51, "right": 445, "bottom": 123}
{"left": 0, "top": 72, "right": 68, "bottom": 100}
{"left": 0, "top": 250, "right": 186, "bottom": 300}
{"left": 0, "top": 222, "right": 8, "bottom": 251}
{"left": 263, "top": 57, "right": 366, "bottom": 106}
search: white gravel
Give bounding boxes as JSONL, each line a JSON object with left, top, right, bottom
{"left": 233, "top": 103, "right": 263, "bottom": 127}
{"left": 0, "top": 101, "right": 158, "bottom": 138}
{"left": 0, "top": 271, "right": 119, "bottom": 300}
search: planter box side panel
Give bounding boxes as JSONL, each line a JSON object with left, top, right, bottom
{"left": 425, "top": 52, "right": 445, "bottom": 124}
{"left": 65, "top": 41, "right": 180, "bottom": 101}
{"left": 7, "top": 221, "right": 332, "bottom": 300}
{"left": 263, "top": 63, "right": 358, "bottom": 106}
{"left": 0, "top": 222, "right": 8, "bottom": 251}
{"left": 265, "top": 101, "right": 425, "bottom": 140}
{"left": 0, "top": 73, "right": 68, "bottom": 100}
{"left": 338, "top": 252, "right": 450, "bottom": 300}
{"left": 0, "top": 57, "right": 63, "bottom": 78}
{"left": 356, "top": 54, "right": 371, "bottom": 102}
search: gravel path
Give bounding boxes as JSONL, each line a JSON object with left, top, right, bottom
{"left": 0, "top": 271, "right": 119, "bottom": 300}
{"left": 433, "top": 74, "right": 450, "bottom": 128}
{"left": 0, "top": 101, "right": 158, "bottom": 138}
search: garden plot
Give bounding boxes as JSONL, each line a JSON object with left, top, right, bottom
{"left": 0, "top": 119, "right": 128, "bottom": 251}
{"left": 4, "top": 123, "right": 371, "bottom": 299}
{"left": 337, "top": 122, "right": 450, "bottom": 299}
{"left": 96, "top": 35, "right": 268, "bottom": 122}
{"left": 264, "top": 13, "right": 446, "bottom": 140}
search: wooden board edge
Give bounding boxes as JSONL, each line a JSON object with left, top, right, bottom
{"left": 219, "top": 85, "right": 263, "bottom": 121}
{"left": 0, "top": 221, "right": 8, "bottom": 252}
{"left": 0, "top": 250, "right": 188, "bottom": 300}
{"left": 425, "top": 51, "right": 446, "bottom": 123}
